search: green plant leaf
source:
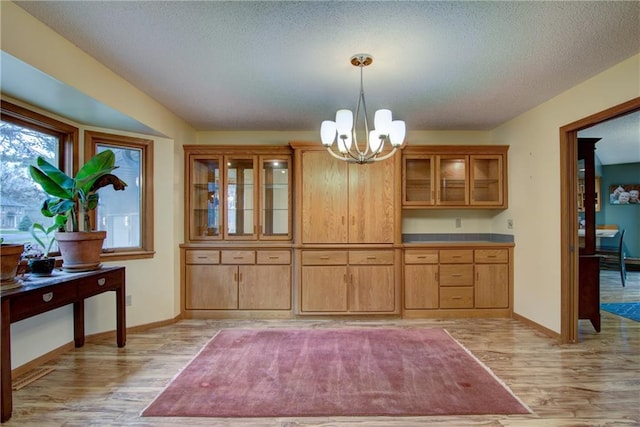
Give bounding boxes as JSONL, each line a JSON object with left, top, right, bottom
{"left": 75, "top": 150, "right": 117, "bottom": 195}
{"left": 29, "top": 166, "right": 73, "bottom": 200}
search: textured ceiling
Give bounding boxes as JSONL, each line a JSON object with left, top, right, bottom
{"left": 4, "top": 1, "right": 640, "bottom": 164}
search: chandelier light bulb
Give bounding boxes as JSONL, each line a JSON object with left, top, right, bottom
{"left": 374, "top": 109, "right": 392, "bottom": 135}
{"left": 335, "top": 109, "right": 353, "bottom": 135}
{"left": 389, "top": 120, "right": 406, "bottom": 147}
{"left": 321, "top": 120, "right": 337, "bottom": 146}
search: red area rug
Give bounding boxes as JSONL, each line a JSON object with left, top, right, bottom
{"left": 142, "top": 328, "right": 531, "bottom": 418}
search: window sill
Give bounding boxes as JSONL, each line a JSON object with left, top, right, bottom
{"left": 100, "top": 250, "right": 155, "bottom": 262}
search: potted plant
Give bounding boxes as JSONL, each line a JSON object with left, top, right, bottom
{"left": 26, "top": 223, "right": 58, "bottom": 276}
{"left": 1, "top": 238, "right": 24, "bottom": 291}
{"left": 29, "top": 150, "right": 127, "bottom": 272}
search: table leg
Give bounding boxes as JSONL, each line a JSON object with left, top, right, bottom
{"left": 73, "top": 300, "right": 85, "bottom": 347}
{"left": 1, "top": 298, "right": 13, "bottom": 422}
{"left": 116, "top": 280, "right": 126, "bottom": 348}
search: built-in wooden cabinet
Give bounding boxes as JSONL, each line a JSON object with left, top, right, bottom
{"left": 578, "top": 176, "right": 601, "bottom": 212}
{"left": 183, "top": 248, "right": 291, "bottom": 315}
{"left": 181, "top": 143, "right": 514, "bottom": 321}
{"left": 182, "top": 146, "right": 293, "bottom": 318}
{"left": 402, "top": 146, "right": 508, "bottom": 208}
{"left": 297, "top": 149, "right": 396, "bottom": 244}
{"left": 300, "top": 249, "right": 397, "bottom": 314}
{"left": 403, "top": 245, "right": 513, "bottom": 317}
{"left": 184, "top": 145, "right": 292, "bottom": 242}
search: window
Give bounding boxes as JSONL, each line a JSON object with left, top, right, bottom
{"left": 0, "top": 101, "right": 78, "bottom": 254}
{"left": 85, "top": 131, "right": 154, "bottom": 260}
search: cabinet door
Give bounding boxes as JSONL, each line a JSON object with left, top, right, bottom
{"left": 239, "top": 265, "right": 290, "bottom": 310}
{"left": 185, "top": 264, "right": 237, "bottom": 309}
{"left": 301, "top": 151, "right": 348, "bottom": 243}
{"left": 260, "top": 156, "right": 291, "bottom": 240}
{"left": 403, "top": 155, "right": 435, "bottom": 206}
{"left": 470, "top": 155, "right": 503, "bottom": 206}
{"left": 225, "top": 156, "right": 258, "bottom": 239}
{"left": 349, "top": 265, "right": 395, "bottom": 312}
{"left": 348, "top": 159, "right": 395, "bottom": 243}
{"left": 475, "top": 264, "right": 509, "bottom": 308}
{"left": 436, "top": 155, "right": 469, "bottom": 205}
{"left": 404, "top": 264, "right": 439, "bottom": 309}
{"left": 301, "top": 265, "right": 348, "bottom": 311}
{"left": 188, "top": 155, "right": 222, "bottom": 240}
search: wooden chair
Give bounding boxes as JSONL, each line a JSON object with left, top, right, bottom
{"left": 618, "top": 229, "right": 627, "bottom": 287}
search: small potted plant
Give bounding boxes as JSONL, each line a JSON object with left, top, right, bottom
{"left": 29, "top": 150, "right": 127, "bottom": 272}
{"left": 26, "top": 223, "right": 58, "bottom": 276}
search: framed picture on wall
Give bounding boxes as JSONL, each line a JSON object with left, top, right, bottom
{"left": 609, "top": 184, "right": 640, "bottom": 204}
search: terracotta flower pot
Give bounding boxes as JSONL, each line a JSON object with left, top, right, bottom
{"left": 55, "top": 231, "right": 106, "bottom": 272}
{"left": 1, "top": 243, "right": 24, "bottom": 290}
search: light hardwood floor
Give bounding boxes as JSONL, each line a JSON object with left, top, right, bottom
{"left": 5, "top": 270, "right": 639, "bottom": 426}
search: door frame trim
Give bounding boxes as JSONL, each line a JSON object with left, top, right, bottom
{"left": 559, "top": 97, "right": 640, "bottom": 343}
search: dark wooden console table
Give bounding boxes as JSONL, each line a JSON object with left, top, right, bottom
{"left": 0, "top": 266, "right": 126, "bottom": 422}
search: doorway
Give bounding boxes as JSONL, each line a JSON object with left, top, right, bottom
{"left": 559, "top": 96, "right": 640, "bottom": 343}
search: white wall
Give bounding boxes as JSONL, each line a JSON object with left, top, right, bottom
{"left": 2, "top": 1, "right": 195, "bottom": 368}
{"left": 493, "top": 54, "right": 640, "bottom": 332}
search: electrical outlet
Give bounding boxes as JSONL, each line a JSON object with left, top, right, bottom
{"left": 507, "top": 219, "right": 514, "bottom": 229}
{"left": 126, "top": 295, "right": 132, "bottom": 306}
{"left": 455, "top": 218, "right": 462, "bottom": 228}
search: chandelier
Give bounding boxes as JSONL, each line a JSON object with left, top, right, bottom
{"left": 320, "top": 54, "right": 406, "bottom": 164}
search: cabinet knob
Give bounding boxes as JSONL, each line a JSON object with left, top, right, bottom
{"left": 42, "top": 292, "right": 53, "bottom": 302}
{"left": 97, "top": 278, "right": 106, "bottom": 286}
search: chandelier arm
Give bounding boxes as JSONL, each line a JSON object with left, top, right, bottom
{"left": 326, "top": 146, "right": 359, "bottom": 163}
{"left": 368, "top": 146, "right": 398, "bottom": 162}
{"left": 354, "top": 64, "right": 371, "bottom": 158}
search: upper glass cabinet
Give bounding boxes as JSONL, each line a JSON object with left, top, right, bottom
{"left": 401, "top": 146, "right": 508, "bottom": 209}
{"left": 403, "top": 156, "right": 434, "bottom": 206}
{"left": 185, "top": 147, "right": 292, "bottom": 242}
{"left": 260, "top": 157, "right": 291, "bottom": 240}
{"left": 188, "top": 155, "right": 222, "bottom": 240}
{"left": 438, "top": 155, "right": 468, "bottom": 205}
{"left": 225, "top": 157, "right": 257, "bottom": 239}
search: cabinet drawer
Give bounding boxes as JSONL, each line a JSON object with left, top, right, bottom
{"left": 77, "top": 270, "right": 123, "bottom": 298}
{"left": 475, "top": 249, "right": 508, "bottom": 263}
{"left": 440, "top": 287, "right": 474, "bottom": 308}
{"left": 440, "top": 250, "right": 473, "bottom": 264}
{"left": 221, "top": 250, "right": 255, "bottom": 264}
{"left": 349, "top": 250, "right": 394, "bottom": 265}
{"left": 439, "top": 264, "right": 473, "bottom": 286}
{"left": 256, "top": 250, "right": 291, "bottom": 265}
{"left": 404, "top": 249, "right": 438, "bottom": 264}
{"left": 10, "top": 284, "right": 77, "bottom": 321}
{"left": 185, "top": 250, "right": 220, "bottom": 264}
{"left": 302, "top": 251, "right": 348, "bottom": 265}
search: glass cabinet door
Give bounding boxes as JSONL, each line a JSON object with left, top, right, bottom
{"left": 190, "top": 156, "right": 221, "bottom": 240}
{"left": 470, "top": 155, "right": 503, "bottom": 205}
{"left": 403, "top": 156, "right": 434, "bottom": 205}
{"left": 260, "top": 156, "right": 291, "bottom": 239}
{"left": 225, "top": 157, "right": 257, "bottom": 239}
{"left": 437, "top": 155, "right": 468, "bottom": 205}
